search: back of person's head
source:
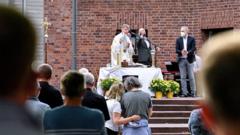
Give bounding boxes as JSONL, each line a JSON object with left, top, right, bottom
{"left": 106, "top": 82, "right": 124, "bottom": 101}
{"left": 201, "top": 31, "right": 240, "bottom": 134}
{"left": 60, "top": 71, "right": 85, "bottom": 98}
{"left": 123, "top": 77, "right": 142, "bottom": 91}
{"left": 78, "top": 68, "right": 89, "bottom": 74}
{"left": 83, "top": 72, "right": 95, "bottom": 87}
{"left": 37, "top": 64, "right": 53, "bottom": 80}
{"left": 0, "top": 5, "right": 36, "bottom": 97}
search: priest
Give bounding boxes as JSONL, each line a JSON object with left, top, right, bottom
{"left": 111, "top": 24, "right": 134, "bottom": 66}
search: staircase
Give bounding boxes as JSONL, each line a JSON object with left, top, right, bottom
{"left": 149, "top": 97, "right": 202, "bottom": 135}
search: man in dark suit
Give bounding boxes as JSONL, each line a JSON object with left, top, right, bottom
{"left": 82, "top": 72, "right": 110, "bottom": 121}
{"left": 37, "top": 64, "right": 63, "bottom": 108}
{"left": 176, "top": 26, "right": 196, "bottom": 97}
{"left": 136, "top": 28, "right": 153, "bottom": 66}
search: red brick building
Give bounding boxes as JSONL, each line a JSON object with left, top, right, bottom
{"left": 44, "top": 0, "right": 239, "bottom": 87}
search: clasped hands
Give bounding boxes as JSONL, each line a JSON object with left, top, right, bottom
{"left": 181, "top": 50, "right": 188, "bottom": 56}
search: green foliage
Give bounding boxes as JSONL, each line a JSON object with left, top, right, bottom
{"left": 150, "top": 79, "right": 169, "bottom": 93}
{"left": 167, "top": 80, "right": 180, "bottom": 94}
{"left": 150, "top": 79, "right": 180, "bottom": 94}
{"left": 100, "top": 77, "right": 120, "bottom": 91}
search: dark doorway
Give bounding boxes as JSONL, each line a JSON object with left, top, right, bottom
{"left": 115, "top": 29, "right": 148, "bottom": 37}
{"left": 202, "top": 28, "right": 233, "bottom": 41}
{"left": 115, "top": 29, "right": 148, "bottom": 63}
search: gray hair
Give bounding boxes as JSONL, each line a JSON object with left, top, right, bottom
{"left": 121, "top": 24, "right": 130, "bottom": 30}
{"left": 83, "top": 72, "right": 95, "bottom": 85}
{"left": 123, "top": 76, "right": 142, "bottom": 91}
{"left": 78, "top": 68, "right": 89, "bottom": 74}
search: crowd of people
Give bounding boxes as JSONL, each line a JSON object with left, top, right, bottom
{"left": 0, "top": 5, "right": 152, "bottom": 135}
{"left": 111, "top": 23, "right": 199, "bottom": 97}
{"left": 2, "top": 4, "right": 240, "bottom": 135}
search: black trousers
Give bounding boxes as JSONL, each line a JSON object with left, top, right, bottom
{"left": 106, "top": 128, "right": 118, "bottom": 135}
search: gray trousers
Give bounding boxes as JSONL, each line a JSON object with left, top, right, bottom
{"left": 178, "top": 58, "right": 196, "bottom": 96}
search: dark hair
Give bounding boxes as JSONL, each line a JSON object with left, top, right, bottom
{"left": 37, "top": 64, "right": 53, "bottom": 80}
{"left": 60, "top": 71, "right": 85, "bottom": 98}
{"left": 0, "top": 5, "right": 36, "bottom": 96}
{"left": 202, "top": 31, "right": 240, "bottom": 122}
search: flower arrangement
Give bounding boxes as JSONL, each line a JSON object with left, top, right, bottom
{"left": 100, "top": 77, "right": 120, "bottom": 91}
{"left": 167, "top": 80, "right": 180, "bottom": 94}
{"left": 149, "top": 79, "right": 169, "bottom": 93}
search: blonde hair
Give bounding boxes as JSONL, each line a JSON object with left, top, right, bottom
{"left": 106, "top": 82, "right": 125, "bottom": 101}
{"left": 201, "top": 30, "right": 240, "bottom": 121}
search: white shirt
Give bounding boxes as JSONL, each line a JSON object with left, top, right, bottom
{"left": 105, "top": 99, "right": 122, "bottom": 132}
{"left": 111, "top": 33, "right": 134, "bottom": 66}
{"left": 183, "top": 37, "right": 187, "bottom": 51}
{"left": 144, "top": 38, "right": 150, "bottom": 48}
{"left": 25, "top": 97, "right": 51, "bottom": 128}
{"left": 182, "top": 36, "right": 188, "bottom": 58}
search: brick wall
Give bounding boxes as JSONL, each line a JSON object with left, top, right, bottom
{"left": 44, "top": 0, "right": 72, "bottom": 87}
{"left": 44, "top": 0, "right": 240, "bottom": 88}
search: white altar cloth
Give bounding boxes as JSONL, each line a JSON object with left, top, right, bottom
{"left": 97, "top": 67, "right": 163, "bottom": 96}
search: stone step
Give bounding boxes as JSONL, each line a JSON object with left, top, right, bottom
{"left": 152, "top": 97, "right": 202, "bottom": 105}
{"left": 153, "top": 104, "right": 198, "bottom": 111}
{"left": 149, "top": 124, "right": 189, "bottom": 133}
{"left": 152, "top": 111, "right": 191, "bottom": 117}
{"left": 149, "top": 117, "right": 189, "bottom": 124}
{"left": 149, "top": 98, "right": 198, "bottom": 134}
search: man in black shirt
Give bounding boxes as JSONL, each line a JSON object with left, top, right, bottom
{"left": 37, "top": 64, "right": 63, "bottom": 108}
{"left": 81, "top": 72, "right": 110, "bottom": 121}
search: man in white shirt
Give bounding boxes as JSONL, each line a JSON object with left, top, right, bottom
{"left": 176, "top": 26, "right": 197, "bottom": 97}
{"left": 111, "top": 24, "right": 134, "bottom": 66}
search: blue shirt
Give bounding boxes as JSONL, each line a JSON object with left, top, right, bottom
{"left": 25, "top": 97, "right": 50, "bottom": 126}
{"left": 43, "top": 106, "right": 106, "bottom": 135}
{"left": 0, "top": 100, "right": 42, "bottom": 135}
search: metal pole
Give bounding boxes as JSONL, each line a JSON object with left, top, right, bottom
{"left": 71, "top": 0, "right": 77, "bottom": 70}
{"left": 22, "top": 0, "right": 26, "bottom": 15}
{"left": 44, "top": 37, "right": 48, "bottom": 63}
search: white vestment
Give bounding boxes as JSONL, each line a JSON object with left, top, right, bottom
{"left": 111, "top": 33, "right": 134, "bottom": 66}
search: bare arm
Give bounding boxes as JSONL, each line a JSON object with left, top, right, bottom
{"left": 148, "top": 107, "right": 153, "bottom": 118}
{"left": 112, "top": 112, "right": 140, "bottom": 125}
